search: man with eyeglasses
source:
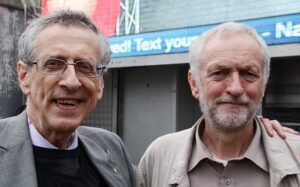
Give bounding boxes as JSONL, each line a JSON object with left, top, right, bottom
{"left": 0, "top": 10, "right": 135, "bottom": 187}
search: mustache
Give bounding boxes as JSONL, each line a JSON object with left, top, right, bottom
{"left": 214, "top": 95, "right": 251, "bottom": 105}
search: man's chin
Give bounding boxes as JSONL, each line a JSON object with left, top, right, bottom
{"left": 211, "top": 111, "right": 250, "bottom": 130}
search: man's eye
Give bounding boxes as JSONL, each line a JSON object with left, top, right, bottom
{"left": 240, "top": 71, "right": 258, "bottom": 81}
{"left": 76, "top": 61, "right": 93, "bottom": 73}
{"left": 213, "top": 71, "right": 226, "bottom": 76}
{"left": 209, "top": 71, "right": 227, "bottom": 79}
{"left": 44, "top": 59, "right": 65, "bottom": 69}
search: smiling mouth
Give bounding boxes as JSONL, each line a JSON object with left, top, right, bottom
{"left": 219, "top": 102, "right": 248, "bottom": 107}
{"left": 55, "top": 99, "right": 80, "bottom": 106}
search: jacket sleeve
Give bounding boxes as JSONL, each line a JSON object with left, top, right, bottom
{"left": 138, "top": 155, "right": 150, "bottom": 187}
{"left": 117, "top": 136, "right": 138, "bottom": 187}
{"left": 137, "top": 140, "right": 159, "bottom": 187}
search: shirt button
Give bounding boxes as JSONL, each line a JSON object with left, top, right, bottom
{"left": 224, "top": 178, "right": 231, "bottom": 185}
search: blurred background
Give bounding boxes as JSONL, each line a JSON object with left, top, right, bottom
{"left": 0, "top": 0, "right": 300, "bottom": 164}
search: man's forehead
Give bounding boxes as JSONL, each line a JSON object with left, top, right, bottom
{"left": 35, "top": 24, "right": 100, "bottom": 60}
{"left": 206, "top": 61, "right": 261, "bottom": 71}
{"left": 200, "top": 33, "right": 263, "bottom": 67}
{"left": 203, "top": 32, "right": 261, "bottom": 51}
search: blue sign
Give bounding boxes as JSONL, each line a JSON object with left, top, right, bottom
{"left": 109, "top": 13, "right": 300, "bottom": 58}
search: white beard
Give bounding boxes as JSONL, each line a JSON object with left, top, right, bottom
{"left": 199, "top": 94, "right": 258, "bottom": 130}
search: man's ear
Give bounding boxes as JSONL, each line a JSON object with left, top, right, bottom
{"left": 16, "top": 61, "right": 31, "bottom": 96}
{"left": 188, "top": 70, "right": 200, "bottom": 100}
{"left": 97, "top": 76, "right": 104, "bottom": 100}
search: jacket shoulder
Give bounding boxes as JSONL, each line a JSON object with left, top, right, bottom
{"left": 285, "top": 133, "right": 300, "bottom": 158}
{"left": 0, "top": 115, "right": 16, "bottom": 129}
{"left": 148, "top": 128, "right": 191, "bottom": 152}
{"left": 78, "top": 126, "right": 118, "bottom": 138}
{"left": 0, "top": 112, "right": 29, "bottom": 143}
{"left": 138, "top": 127, "right": 195, "bottom": 187}
{"left": 140, "top": 127, "right": 193, "bottom": 166}
{"left": 78, "top": 126, "right": 122, "bottom": 147}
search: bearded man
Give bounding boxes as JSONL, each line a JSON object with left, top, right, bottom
{"left": 138, "top": 22, "right": 300, "bottom": 187}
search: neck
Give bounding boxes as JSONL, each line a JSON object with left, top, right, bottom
{"left": 201, "top": 118, "right": 256, "bottom": 160}
{"left": 44, "top": 132, "right": 74, "bottom": 149}
{"left": 29, "top": 117, "right": 74, "bottom": 149}
{"left": 27, "top": 105, "right": 76, "bottom": 149}
{"left": 34, "top": 123, "right": 74, "bottom": 149}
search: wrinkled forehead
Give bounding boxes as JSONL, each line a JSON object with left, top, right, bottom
{"left": 35, "top": 24, "right": 100, "bottom": 60}
{"left": 201, "top": 33, "right": 264, "bottom": 68}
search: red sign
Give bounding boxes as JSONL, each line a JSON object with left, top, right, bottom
{"left": 41, "top": 0, "right": 120, "bottom": 36}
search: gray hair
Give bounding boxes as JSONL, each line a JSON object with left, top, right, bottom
{"left": 189, "top": 22, "right": 270, "bottom": 86}
{"left": 18, "top": 9, "right": 111, "bottom": 66}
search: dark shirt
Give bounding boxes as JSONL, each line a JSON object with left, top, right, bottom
{"left": 33, "top": 143, "right": 108, "bottom": 187}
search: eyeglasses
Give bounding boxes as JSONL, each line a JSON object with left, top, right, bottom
{"left": 23, "top": 58, "right": 106, "bottom": 77}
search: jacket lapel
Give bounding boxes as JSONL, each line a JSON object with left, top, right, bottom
{"left": 164, "top": 116, "right": 300, "bottom": 187}
{"left": 0, "top": 111, "right": 38, "bottom": 187}
{"left": 168, "top": 118, "right": 203, "bottom": 187}
{"left": 78, "top": 134, "right": 123, "bottom": 187}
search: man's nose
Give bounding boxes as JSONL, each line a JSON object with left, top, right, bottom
{"left": 226, "top": 73, "right": 244, "bottom": 96}
{"left": 59, "top": 64, "right": 82, "bottom": 90}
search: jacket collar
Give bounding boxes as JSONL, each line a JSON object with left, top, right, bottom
{"left": 77, "top": 128, "right": 126, "bottom": 187}
{"left": 0, "top": 111, "right": 29, "bottom": 150}
{"left": 168, "top": 116, "right": 300, "bottom": 186}
{"left": 168, "top": 117, "right": 203, "bottom": 186}
{"left": 0, "top": 111, "right": 121, "bottom": 187}
{"left": 257, "top": 117, "right": 300, "bottom": 185}
{"left": 0, "top": 111, "right": 38, "bottom": 187}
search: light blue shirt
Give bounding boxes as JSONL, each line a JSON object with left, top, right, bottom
{"left": 28, "top": 120, "right": 78, "bottom": 150}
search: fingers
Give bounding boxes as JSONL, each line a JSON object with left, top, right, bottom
{"left": 282, "top": 126, "right": 300, "bottom": 135}
{"left": 259, "top": 116, "right": 300, "bottom": 139}
{"left": 259, "top": 116, "right": 274, "bottom": 137}
{"left": 269, "top": 119, "right": 286, "bottom": 139}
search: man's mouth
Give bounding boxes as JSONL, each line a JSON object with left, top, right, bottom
{"left": 55, "top": 99, "right": 80, "bottom": 106}
{"left": 220, "top": 102, "right": 247, "bottom": 105}
{"left": 216, "top": 101, "right": 249, "bottom": 108}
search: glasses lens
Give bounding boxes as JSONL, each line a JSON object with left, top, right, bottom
{"left": 75, "top": 61, "right": 96, "bottom": 77}
{"left": 39, "top": 58, "right": 66, "bottom": 75}
{"left": 36, "top": 58, "right": 104, "bottom": 77}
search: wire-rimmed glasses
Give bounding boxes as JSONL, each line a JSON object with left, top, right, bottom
{"left": 23, "top": 58, "right": 106, "bottom": 78}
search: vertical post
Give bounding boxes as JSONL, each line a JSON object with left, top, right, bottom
{"left": 125, "top": 0, "right": 129, "bottom": 34}
{"left": 135, "top": 0, "right": 139, "bottom": 34}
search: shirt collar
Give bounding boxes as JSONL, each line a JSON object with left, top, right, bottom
{"left": 188, "top": 118, "right": 269, "bottom": 172}
{"left": 243, "top": 120, "right": 269, "bottom": 172}
{"left": 188, "top": 120, "right": 211, "bottom": 171}
{"left": 28, "top": 119, "right": 78, "bottom": 150}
